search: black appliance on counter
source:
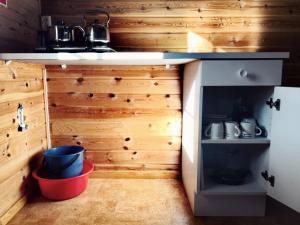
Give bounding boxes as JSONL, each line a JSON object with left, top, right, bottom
{"left": 42, "top": 43, "right": 116, "bottom": 53}
{"left": 37, "top": 10, "right": 116, "bottom": 53}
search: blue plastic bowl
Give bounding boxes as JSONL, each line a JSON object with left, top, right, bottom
{"left": 43, "top": 146, "right": 84, "bottom": 179}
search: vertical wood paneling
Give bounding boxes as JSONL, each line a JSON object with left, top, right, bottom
{"left": 0, "top": 0, "right": 41, "bottom": 52}
{"left": 0, "top": 61, "right": 47, "bottom": 223}
{"left": 41, "top": 0, "right": 300, "bottom": 86}
{"left": 47, "top": 65, "right": 182, "bottom": 178}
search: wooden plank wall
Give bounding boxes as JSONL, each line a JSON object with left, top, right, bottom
{"left": 47, "top": 65, "right": 182, "bottom": 178}
{"left": 0, "top": 0, "right": 41, "bottom": 52}
{"left": 41, "top": 0, "right": 300, "bottom": 85}
{"left": 0, "top": 61, "right": 47, "bottom": 225}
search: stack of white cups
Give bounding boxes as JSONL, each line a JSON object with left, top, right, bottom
{"left": 205, "top": 118, "right": 263, "bottom": 139}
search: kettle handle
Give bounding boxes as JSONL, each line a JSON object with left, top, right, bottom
{"left": 85, "top": 10, "right": 110, "bottom": 27}
{"left": 72, "top": 25, "right": 86, "bottom": 36}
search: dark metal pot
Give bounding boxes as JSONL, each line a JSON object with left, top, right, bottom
{"left": 85, "top": 11, "right": 110, "bottom": 44}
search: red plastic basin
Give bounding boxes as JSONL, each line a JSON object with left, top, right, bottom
{"left": 33, "top": 160, "right": 94, "bottom": 200}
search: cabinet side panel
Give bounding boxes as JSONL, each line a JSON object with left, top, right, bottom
{"left": 182, "top": 61, "right": 202, "bottom": 212}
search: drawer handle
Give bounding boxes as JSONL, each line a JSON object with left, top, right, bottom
{"left": 238, "top": 69, "right": 248, "bottom": 78}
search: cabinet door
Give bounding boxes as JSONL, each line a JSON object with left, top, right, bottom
{"left": 268, "top": 87, "right": 300, "bottom": 212}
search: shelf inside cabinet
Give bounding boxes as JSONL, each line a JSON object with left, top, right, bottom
{"left": 201, "top": 138, "right": 270, "bottom": 145}
{"left": 201, "top": 178, "right": 266, "bottom": 196}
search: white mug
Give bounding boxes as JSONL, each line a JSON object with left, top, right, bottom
{"left": 205, "top": 122, "right": 224, "bottom": 139}
{"left": 240, "top": 120, "right": 262, "bottom": 138}
{"left": 242, "top": 118, "right": 257, "bottom": 124}
{"left": 224, "top": 121, "right": 241, "bottom": 139}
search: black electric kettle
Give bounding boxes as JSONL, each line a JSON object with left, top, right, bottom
{"left": 48, "top": 20, "right": 71, "bottom": 43}
{"left": 85, "top": 10, "right": 110, "bottom": 44}
{"left": 48, "top": 20, "right": 85, "bottom": 44}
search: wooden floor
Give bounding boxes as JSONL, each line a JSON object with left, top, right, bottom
{"left": 7, "top": 179, "right": 300, "bottom": 225}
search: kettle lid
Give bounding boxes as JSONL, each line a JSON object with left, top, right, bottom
{"left": 56, "top": 20, "right": 66, "bottom": 25}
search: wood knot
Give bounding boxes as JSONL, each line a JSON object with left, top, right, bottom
{"left": 133, "top": 151, "right": 137, "bottom": 155}
{"left": 51, "top": 103, "right": 57, "bottom": 107}
{"left": 25, "top": 82, "right": 29, "bottom": 87}
{"left": 168, "top": 141, "right": 173, "bottom": 145}
{"left": 154, "top": 82, "right": 159, "bottom": 86}
{"left": 146, "top": 94, "right": 151, "bottom": 98}
{"left": 165, "top": 94, "right": 170, "bottom": 98}
{"left": 123, "top": 146, "right": 129, "bottom": 150}
{"left": 126, "top": 99, "right": 131, "bottom": 103}
{"left": 89, "top": 93, "right": 94, "bottom": 98}
{"left": 76, "top": 141, "right": 81, "bottom": 145}
{"left": 77, "top": 77, "right": 84, "bottom": 83}
{"left": 125, "top": 137, "right": 130, "bottom": 142}
{"left": 115, "top": 77, "right": 122, "bottom": 81}
{"left": 109, "top": 93, "right": 116, "bottom": 98}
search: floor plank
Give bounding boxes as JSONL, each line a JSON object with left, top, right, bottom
{"left": 7, "top": 179, "right": 300, "bottom": 225}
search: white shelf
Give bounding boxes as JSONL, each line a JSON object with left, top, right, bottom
{"left": 201, "top": 179, "right": 266, "bottom": 196}
{"left": 0, "top": 52, "right": 289, "bottom": 65}
{"left": 201, "top": 138, "right": 270, "bottom": 145}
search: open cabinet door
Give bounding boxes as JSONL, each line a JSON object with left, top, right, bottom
{"left": 268, "top": 87, "right": 300, "bottom": 213}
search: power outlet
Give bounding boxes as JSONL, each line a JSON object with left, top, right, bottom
{"left": 41, "top": 16, "right": 52, "bottom": 31}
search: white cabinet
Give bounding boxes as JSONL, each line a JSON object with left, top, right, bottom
{"left": 182, "top": 60, "right": 300, "bottom": 216}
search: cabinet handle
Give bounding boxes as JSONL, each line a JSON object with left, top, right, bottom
{"left": 261, "top": 170, "right": 275, "bottom": 187}
{"left": 266, "top": 98, "right": 281, "bottom": 111}
{"left": 238, "top": 69, "right": 248, "bottom": 78}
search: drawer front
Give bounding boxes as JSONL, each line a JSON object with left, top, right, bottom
{"left": 201, "top": 60, "right": 282, "bottom": 86}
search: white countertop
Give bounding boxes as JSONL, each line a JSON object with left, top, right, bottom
{"left": 0, "top": 52, "right": 289, "bottom": 65}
